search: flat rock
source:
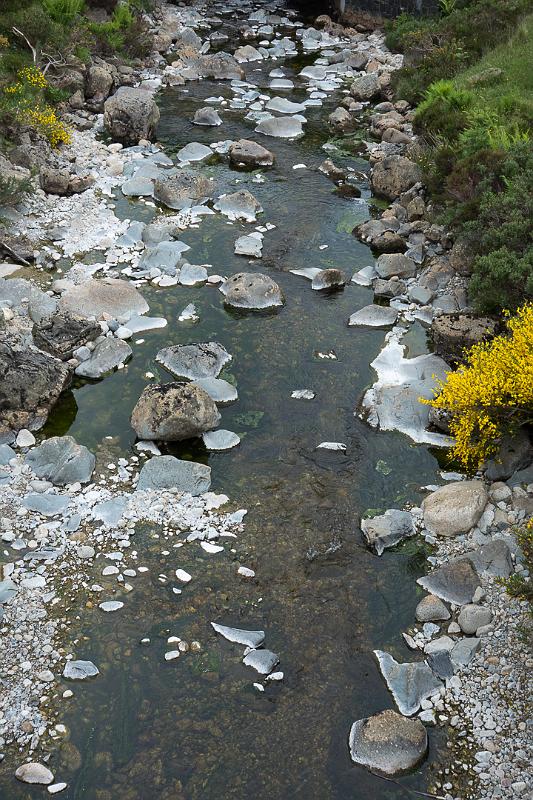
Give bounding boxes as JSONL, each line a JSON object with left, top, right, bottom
{"left": 266, "top": 96, "right": 306, "bottom": 114}
{"left": 361, "top": 509, "right": 415, "bottom": 555}
{"left": 255, "top": 116, "right": 303, "bottom": 138}
{"left": 139, "top": 240, "right": 190, "bottom": 274}
{"left": 202, "top": 429, "right": 240, "bottom": 450}
{"left": 75, "top": 338, "right": 132, "bottom": 379}
{"left": 60, "top": 278, "right": 148, "bottom": 321}
{"left": 220, "top": 272, "right": 284, "bottom": 310}
{"left": 349, "top": 710, "right": 427, "bottom": 776}
{"left": 374, "top": 650, "right": 442, "bottom": 716}
{"left": 179, "top": 263, "right": 208, "bottom": 285}
{"left": 211, "top": 622, "right": 265, "bottom": 648}
{"left": 136, "top": 455, "right": 211, "bottom": 495}
{"left": 0, "top": 579, "right": 17, "bottom": 604}
{"left": 228, "top": 139, "right": 274, "bottom": 167}
{"left": 22, "top": 494, "right": 70, "bottom": 517}
{"left": 193, "top": 377, "right": 238, "bottom": 404}
{"left": 131, "top": 382, "right": 220, "bottom": 441}
{"left": 451, "top": 637, "right": 480, "bottom": 666}
{"left": 177, "top": 142, "right": 214, "bottom": 164}
{"left": 457, "top": 539, "right": 513, "bottom": 578}
{"left": 376, "top": 253, "right": 417, "bottom": 279}
{"left": 348, "top": 304, "right": 398, "bottom": 328}
{"left": 291, "top": 389, "right": 315, "bottom": 400}
{"left": 215, "top": 190, "right": 262, "bottom": 222}
{"left": 26, "top": 435, "right": 95, "bottom": 485}
{"left": 156, "top": 342, "right": 231, "bottom": 380}
{"left": 243, "top": 649, "right": 279, "bottom": 674}
{"left": 417, "top": 560, "right": 481, "bottom": 605}
{"left": 235, "top": 233, "right": 263, "bottom": 258}
{"left": 193, "top": 107, "right": 222, "bottom": 126}
{"left": 63, "top": 659, "right": 99, "bottom": 680}
{"left": 99, "top": 601, "right": 124, "bottom": 612}
{"left": 311, "top": 268, "right": 346, "bottom": 291}
{"left": 422, "top": 481, "right": 488, "bottom": 537}
{"left": 15, "top": 763, "right": 54, "bottom": 785}
{"left": 33, "top": 312, "right": 100, "bottom": 360}
{"left": 93, "top": 497, "right": 128, "bottom": 526}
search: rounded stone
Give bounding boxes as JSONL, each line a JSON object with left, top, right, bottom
{"left": 349, "top": 709, "right": 427, "bottom": 776}
{"left": 15, "top": 762, "right": 54, "bottom": 785}
{"left": 422, "top": 480, "right": 488, "bottom": 537}
{"left": 131, "top": 382, "right": 221, "bottom": 442}
{"left": 221, "top": 273, "right": 284, "bottom": 310}
{"left": 415, "top": 594, "right": 450, "bottom": 622}
{"left": 457, "top": 603, "right": 493, "bottom": 635}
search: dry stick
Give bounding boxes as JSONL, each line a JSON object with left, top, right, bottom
{"left": 11, "top": 27, "right": 38, "bottom": 64}
{"left": 0, "top": 242, "right": 31, "bottom": 268}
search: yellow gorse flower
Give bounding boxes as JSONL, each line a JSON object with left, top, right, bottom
{"left": 422, "top": 303, "right": 533, "bottom": 471}
{"left": 18, "top": 66, "right": 48, "bottom": 89}
{"left": 2, "top": 65, "right": 70, "bottom": 147}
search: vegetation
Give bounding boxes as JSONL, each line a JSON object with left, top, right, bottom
{"left": 502, "top": 519, "right": 533, "bottom": 622}
{"left": 423, "top": 304, "right": 533, "bottom": 472}
{"left": 0, "top": 172, "right": 32, "bottom": 209}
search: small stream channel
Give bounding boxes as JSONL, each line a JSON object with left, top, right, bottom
{"left": 2, "top": 5, "right": 447, "bottom": 798}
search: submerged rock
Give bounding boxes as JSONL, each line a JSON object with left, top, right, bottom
{"left": 361, "top": 510, "right": 415, "bottom": 555}
{"left": 136, "top": 455, "right": 211, "bottom": 494}
{"left": 63, "top": 659, "right": 99, "bottom": 680}
{"left": 156, "top": 342, "right": 231, "bottom": 380}
{"left": 60, "top": 278, "right": 148, "bottom": 321}
{"left": 243, "top": 649, "right": 279, "bottom": 675}
{"left": 374, "top": 650, "right": 442, "bottom": 716}
{"left": 417, "top": 559, "right": 481, "bottom": 605}
{"left": 75, "top": 338, "right": 132, "bottom": 379}
{"left": 26, "top": 436, "right": 95, "bottom": 485}
{"left": 229, "top": 139, "right": 274, "bottom": 167}
{"left": 221, "top": 273, "right": 284, "bottom": 310}
{"left": 214, "top": 190, "right": 262, "bottom": 222}
{"left": 211, "top": 622, "right": 265, "bottom": 648}
{"left": 349, "top": 710, "right": 427, "bottom": 776}
{"left": 422, "top": 480, "right": 488, "bottom": 537}
{"left": 131, "top": 382, "right": 221, "bottom": 441}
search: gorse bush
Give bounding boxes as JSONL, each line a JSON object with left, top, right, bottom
{"left": 423, "top": 303, "right": 533, "bottom": 471}
{"left": 1, "top": 66, "right": 71, "bottom": 146}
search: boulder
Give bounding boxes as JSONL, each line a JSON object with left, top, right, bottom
{"left": 33, "top": 312, "right": 100, "bottom": 360}
{"left": 39, "top": 167, "right": 70, "bottom": 195}
{"left": 457, "top": 539, "right": 513, "bottom": 578}
{"left": 417, "top": 560, "right": 481, "bottom": 605}
{"left": 59, "top": 278, "right": 148, "bottom": 320}
{"left": 485, "top": 429, "right": 533, "bottom": 481}
{"left": 0, "top": 277, "right": 56, "bottom": 323}
{"left": 15, "top": 763, "right": 54, "bottom": 785}
{"left": 361, "top": 509, "right": 415, "bottom": 555}
{"left": 156, "top": 342, "right": 231, "bottom": 380}
{"left": 371, "top": 156, "right": 422, "bottom": 200}
{"left": 349, "top": 710, "right": 427, "bottom": 776}
{"left": 422, "top": 480, "right": 488, "bottom": 536}
{"left": 75, "top": 338, "right": 132, "bottom": 378}
{"left": 214, "top": 190, "right": 262, "bottom": 222}
{"left": 328, "top": 106, "right": 353, "bottom": 131}
{"left": 192, "top": 107, "right": 222, "bottom": 126}
{"left": 350, "top": 73, "right": 380, "bottom": 100}
{"left": 311, "top": 269, "right": 346, "bottom": 291}
{"left": 229, "top": 139, "right": 274, "bottom": 167}
{"left": 196, "top": 52, "right": 244, "bottom": 80}
{"left": 26, "top": 436, "right": 95, "bottom": 485}
{"left": 0, "top": 342, "right": 70, "bottom": 431}
{"left": 85, "top": 64, "right": 113, "bottom": 102}
{"left": 136, "top": 454, "right": 211, "bottom": 494}
{"left": 430, "top": 314, "right": 498, "bottom": 363}
{"left": 451, "top": 637, "right": 480, "bottom": 666}
{"left": 374, "top": 650, "right": 442, "bottom": 716}
{"left": 371, "top": 232, "right": 407, "bottom": 254}
{"left": 234, "top": 44, "right": 263, "bottom": 63}
{"left": 415, "top": 595, "right": 450, "bottom": 623}
{"left": 255, "top": 116, "right": 303, "bottom": 139}
{"left": 153, "top": 171, "right": 213, "bottom": 210}
{"left": 177, "top": 141, "right": 213, "bottom": 164}
{"left": 376, "top": 253, "right": 416, "bottom": 279}
{"left": 131, "top": 382, "right": 221, "bottom": 441}
{"left": 374, "top": 277, "right": 406, "bottom": 298}
{"left": 220, "top": 273, "right": 284, "bottom": 310}
{"left": 348, "top": 304, "right": 398, "bottom": 328}
{"left": 458, "top": 604, "right": 492, "bottom": 635}
{"left": 103, "top": 87, "right": 160, "bottom": 145}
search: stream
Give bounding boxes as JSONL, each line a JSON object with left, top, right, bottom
{"left": 2, "top": 4, "right": 447, "bottom": 798}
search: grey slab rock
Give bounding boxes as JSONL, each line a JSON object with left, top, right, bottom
{"left": 22, "top": 493, "right": 70, "bottom": 516}
{"left": 348, "top": 304, "right": 398, "bottom": 328}
{"left": 179, "top": 263, "right": 208, "bottom": 285}
{"left": 60, "top": 278, "right": 148, "bottom": 320}
{"left": 156, "top": 342, "right": 231, "bottom": 380}
{"left": 426, "top": 650, "right": 455, "bottom": 680}
{"left": 177, "top": 142, "right": 214, "bottom": 164}
{"left": 374, "top": 650, "right": 442, "bottom": 716}
{"left": 458, "top": 604, "right": 492, "bottom": 635}
{"left": 26, "top": 435, "right": 95, "bottom": 485}
{"left": 451, "top": 637, "right": 480, "bottom": 667}
{"left": 193, "top": 378, "right": 238, "bottom": 404}
{"left": 243, "top": 649, "right": 279, "bottom": 674}
{"left": 220, "top": 272, "right": 284, "bottom": 310}
{"left": 422, "top": 480, "right": 488, "bottom": 537}
{"left": 255, "top": 116, "right": 304, "bottom": 138}
{"left": 457, "top": 539, "right": 513, "bottom": 578}
{"left": 417, "top": 560, "right": 481, "bottom": 605}
{"left": 214, "top": 190, "right": 262, "bottom": 222}
{"left": 136, "top": 455, "right": 211, "bottom": 495}
{"left": 349, "top": 710, "right": 427, "bottom": 777}
{"left": 415, "top": 594, "right": 450, "bottom": 623}
{"left": 63, "top": 659, "right": 99, "bottom": 680}
{"left": 0, "top": 444, "right": 15, "bottom": 465}
{"left": 75, "top": 338, "right": 132, "bottom": 379}
{"left": 139, "top": 241, "right": 190, "bottom": 273}
{"left": 266, "top": 96, "right": 306, "bottom": 114}
{"left": 131, "top": 382, "right": 220, "bottom": 441}
{"left": 0, "top": 278, "right": 56, "bottom": 323}
{"left": 211, "top": 622, "right": 265, "bottom": 648}
{"left": 202, "top": 429, "right": 240, "bottom": 450}
{"left": 0, "top": 579, "right": 17, "bottom": 604}
{"left": 193, "top": 107, "right": 222, "bottom": 126}
{"left": 361, "top": 509, "right": 415, "bottom": 555}
{"left": 376, "top": 253, "right": 416, "bottom": 279}
{"left": 92, "top": 497, "right": 128, "bottom": 526}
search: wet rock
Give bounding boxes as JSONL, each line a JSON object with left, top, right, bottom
{"left": 485, "top": 429, "right": 533, "bottom": 481}
{"left": 350, "top": 73, "right": 380, "bottom": 100}
{"left": 376, "top": 253, "right": 416, "bottom": 279}
{"left": 458, "top": 604, "right": 492, "bottom": 635}
{"left": 266, "top": 97, "right": 306, "bottom": 115}
{"left": 0, "top": 342, "right": 70, "bottom": 431}
{"left": 215, "top": 189, "right": 262, "bottom": 222}
{"left": 349, "top": 710, "right": 427, "bottom": 776}
{"left": 318, "top": 159, "right": 346, "bottom": 183}
{"left": 361, "top": 509, "right": 415, "bottom": 555}
{"left": 60, "top": 278, "right": 148, "bottom": 321}
{"left": 311, "top": 268, "right": 346, "bottom": 291}
{"left": 75, "top": 338, "right": 132, "bottom": 379}
{"left": 374, "top": 650, "right": 442, "bottom": 716}
{"left": 136, "top": 455, "right": 211, "bottom": 494}
{"left": 15, "top": 762, "right": 54, "bottom": 785}
{"left": 458, "top": 539, "right": 513, "bottom": 578}
{"left": 211, "top": 622, "right": 265, "bottom": 648}
{"left": 153, "top": 171, "right": 214, "bottom": 210}
{"left": 415, "top": 595, "right": 450, "bottom": 623}
{"left": 328, "top": 106, "right": 353, "bottom": 131}
{"left": 430, "top": 314, "right": 498, "bottom": 363}
{"left": 193, "top": 377, "right": 238, "bottom": 404}
{"left": 422, "top": 480, "right": 488, "bottom": 537}
{"left": 202, "top": 429, "right": 240, "bottom": 450}
{"left": 103, "top": 87, "right": 160, "bottom": 144}
{"left": 228, "top": 139, "right": 274, "bottom": 167}
{"left": 179, "top": 263, "right": 208, "bottom": 285}
{"left": 131, "top": 382, "right": 220, "bottom": 441}
{"left": 33, "top": 312, "right": 100, "bottom": 360}
{"left": 255, "top": 116, "right": 304, "bottom": 138}
{"left": 63, "top": 660, "right": 99, "bottom": 680}
{"left": 156, "top": 342, "right": 231, "bottom": 380}
{"left": 177, "top": 142, "right": 214, "bottom": 164}
{"left": 99, "top": 601, "right": 124, "bottom": 613}
{"left": 243, "top": 649, "right": 279, "bottom": 674}
{"left": 235, "top": 233, "right": 263, "bottom": 258}
{"left": 348, "top": 304, "right": 398, "bottom": 328}
{"left": 26, "top": 436, "right": 95, "bottom": 485}
{"left": 371, "top": 156, "right": 422, "bottom": 200}
{"left": 221, "top": 273, "right": 284, "bottom": 310}
{"left": 0, "top": 277, "right": 57, "bottom": 323}
{"left": 192, "top": 107, "right": 222, "bottom": 126}
{"left": 417, "top": 560, "right": 481, "bottom": 605}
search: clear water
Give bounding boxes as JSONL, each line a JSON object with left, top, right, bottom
{"left": 0, "top": 11, "right": 446, "bottom": 799}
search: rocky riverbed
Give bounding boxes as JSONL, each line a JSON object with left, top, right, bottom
{"left": 0, "top": 1, "right": 531, "bottom": 798}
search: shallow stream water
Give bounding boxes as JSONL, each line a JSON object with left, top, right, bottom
{"left": 2, "top": 7, "right": 447, "bottom": 799}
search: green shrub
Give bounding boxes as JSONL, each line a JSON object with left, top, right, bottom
{"left": 0, "top": 173, "right": 32, "bottom": 208}
{"left": 470, "top": 248, "right": 533, "bottom": 314}
{"left": 87, "top": 0, "right": 150, "bottom": 58}
{"left": 501, "top": 520, "right": 533, "bottom": 622}
{"left": 414, "top": 79, "right": 473, "bottom": 139}
{"left": 41, "top": 0, "right": 85, "bottom": 24}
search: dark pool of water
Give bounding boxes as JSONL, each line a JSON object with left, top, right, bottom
{"left": 0, "top": 11, "right": 446, "bottom": 800}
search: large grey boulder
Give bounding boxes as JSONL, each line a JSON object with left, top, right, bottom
{"left": 60, "top": 278, "right": 148, "bottom": 321}
{"left": 350, "top": 73, "right": 380, "bottom": 100}
{"left": 131, "top": 382, "right": 221, "bottom": 441}
{"left": 430, "top": 314, "right": 498, "bottom": 364}
{"left": 371, "top": 156, "right": 422, "bottom": 200}
{"left": 485, "top": 429, "right": 533, "bottom": 481}
{"left": 376, "top": 253, "right": 417, "bottom": 279}
{"left": 156, "top": 342, "right": 231, "bottom": 380}
{"left": 458, "top": 604, "right": 492, "bottom": 635}
{"left": 417, "top": 559, "right": 481, "bottom": 605}
{"left": 361, "top": 510, "right": 415, "bottom": 555}
{"left": 422, "top": 480, "right": 488, "bottom": 536}
{"left": 349, "top": 710, "right": 427, "bottom": 776}
{"left": 153, "top": 171, "right": 214, "bottom": 210}
{"left": 33, "top": 313, "right": 100, "bottom": 360}
{"left": 26, "top": 436, "right": 95, "bottom": 485}
{"left": 221, "top": 273, "right": 284, "bottom": 310}
{"left": 75, "top": 338, "right": 132, "bottom": 378}
{"left": 195, "top": 52, "right": 244, "bottom": 80}
{"left": 136, "top": 455, "right": 211, "bottom": 494}
{"left": 192, "top": 107, "right": 222, "bottom": 126}
{"left": 374, "top": 650, "right": 442, "bottom": 716}
{"left": 0, "top": 342, "right": 70, "bottom": 431}
{"left": 457, "top": 539, "right": 513, "bottom": 578}
{"left": 255, "top": 116, "right": 303, "bottom": 138}
{"left": 229, "top": 139, "right": 274, "bottom": 167}
{"left": 103, "top": 87, "right": 160, "bottom": 145}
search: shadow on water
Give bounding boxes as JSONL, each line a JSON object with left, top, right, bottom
{"left": 0, "top": 12, "right": 449, "bottom": 800}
